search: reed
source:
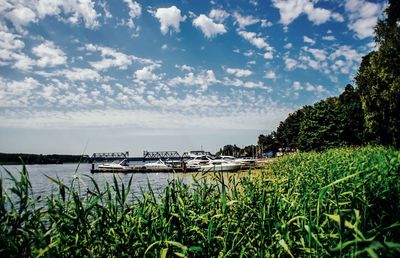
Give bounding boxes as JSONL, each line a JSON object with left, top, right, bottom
{"left": 1, "top": 146, "right": 399, "bottom": 257}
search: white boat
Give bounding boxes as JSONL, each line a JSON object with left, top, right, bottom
{"left": 185, "top": 155, "right": 211, "bottom": 169}
{"left": 143, "top": 159, "right": 169, "bottom": 169}
{"left": 185, "top": 156, "right": 241, "bottom": 172}
{"left": 234, "top": 157, "right": 257, "bottom": 165}
{"left": 200, "top": 159, "right": 241, "bottom": 172}
{"left": 98, "top": 159, "right": 129, "bottom": 170}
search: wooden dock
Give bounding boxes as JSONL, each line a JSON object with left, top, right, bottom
{"left": 90, "top": 165, "right": 200, "bottom": 174}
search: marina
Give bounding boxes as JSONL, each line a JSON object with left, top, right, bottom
{"left": 90, "top": 150, "right": 263, "bottom": 173}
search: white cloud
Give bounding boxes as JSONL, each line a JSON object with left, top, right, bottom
{"left": 285, "top": 57, "right": 299, "bottom": 70}
{"left": 169, "top": 69, "right": 217, "bottom": 91}
{"left": 193, "top": 14, "right": 227, "bottom": 38}
{"left": 161, "top": 44, "right": 168, "bottom": 50}
{"left": 63, "top": 68, "right": 101, "bottom": 81}
{"left": 154, "top": 6, "right": 186, "bottom": 35}
{"left": 12, "top": 53, "right": 35, "bottom": 71}
{"left": 233, "top": 12, "right": 259, "bottom": 28}
{"left": 123, "top": 0, "right": 141, "bottom": 29}
{"left": 263, "top": 52, "right": 273, "bottom": 59}
{"left": 85, "top": 44, "right": 156, "bottom": 70}
{"left": 284, "top": 42, "right": 293, "bottom": 49}
{"left": 0, "top": 29, "right": 34, "bottom": 70}
{"left": 237, "top": 30, "right": 272, "bottom": 51}
{"left": 345, "top": 0, "right": 384, "bottom": 39}
{"left": 36, "top": 0, "right": 99, "bottom": 28}
{"left": 238, "top": 30, "right": 274, "bottom": 59}
{"left": 261, "top": 19, "right": 273, "bottom": 27}
{"left": 99, "top": 1, "right": 112, "bottom": 19}
{"left": 272, "top": 0, "right": 344, "bottom": 26}
{"left": 175, "top": 64, "right": 193, "bottom": 72}
{"left": 329, "top": 45, "right": 363, "bottom": 74}
{"left": 225, "top": 67, "right": 253, "bottom": 77}
{"left": 243, "top": 50, "right": 254, "bottom": 57}
{"left": 264, "top": 71, "right": 276, "bottom": 80}
{"left": 305, "top": 82, "right": 328, "bottom": 94}
{"left": 32, "top": 40, "right": 67, "bottom": 67}
{"left": 0, "top": 77, "right": 40, "bottom": 107}
{"left": 303, "top": 36, "right": 316, "bottom": 44}
{"left": 5, "top": 5, "right": 37, "bottom": 31}
{"left": 303, "top": 47, "right": 327, "bottom": 61}
{"left": 322, "top": 35, "right": 336, "bottom": 41}
{"left": 1, "top": 0, "right": 100, "bottom": 30}
{"left": 222, "top": 77, "right": 272, "bottom": 91}
{"left": 292, "top": 81, "right": 303, "bottom": 90}
{"left": 134, "top": 64, "right": 162, "bottom": 83}
{"left": 209, "top": 9, "right": 229, "bottom": 23}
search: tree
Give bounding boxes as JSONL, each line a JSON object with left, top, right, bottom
{"left": 338, "top": 84, "right": 366, "bottom": 146}
{"left": 258, "top": 132, "right": 278, "bottom": 153}
{"left": 355, "top": 0, "right": 400, "bottom": 147}
{"left": 275, "top": 109, "right": 304, "bottom": 149}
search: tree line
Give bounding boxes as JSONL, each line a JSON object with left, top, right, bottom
{"left": 259, "top": 0, "right": 399, "bottom": 153}
{"left": 0, "top": 153, "right": 90, "bottom": 165}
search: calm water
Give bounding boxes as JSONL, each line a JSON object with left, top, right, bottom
{"left": 1, "top": 163, "right": 195, "bottom": 200}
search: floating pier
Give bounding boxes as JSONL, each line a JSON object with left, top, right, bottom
{"left": 90, "top": 164, "right": 200, "bottom": 174}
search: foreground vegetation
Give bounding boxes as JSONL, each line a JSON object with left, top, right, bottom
{"left": 1, "top": 146, "right": 400, "bottom": 257}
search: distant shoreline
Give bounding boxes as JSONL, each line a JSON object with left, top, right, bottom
{"left": 0, "top": 152, "right": 89, "bottom": 165}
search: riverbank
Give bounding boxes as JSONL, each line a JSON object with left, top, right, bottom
{"left": 1, "top": 146, "right": 399, "bottom": 257}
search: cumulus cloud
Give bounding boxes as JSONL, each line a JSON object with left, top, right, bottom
{"left": 237, "top": 30, "right": 272, "bottom": 50}
{"left": 193, "top": 14, "right": 227, "bottom": 38}
{"left": 84, "top": 44, "right": 159, "bottom": 71}
{"left": 32, "top": 41, "right": 67, "bottom": 67}
{"left": 237, "top": 30, "right": 274, "bottom": 59}
{"left": 169, "top": 69, "right": 217, "bottom": 91}
{"left": 222, "top": 77, "right": 272, "bottom": 91}
{"left": 344, "top": 0, "right": 384, "bottom": 39}
{"left": 285, "top": 57, "right": 299, "bottom": 70}
{"left": 85, "top": 44, "right": 133, "bottom": 70}
{"left": 0, "top": 0, "right": 100, "bottom": 30}
{"left": 272, "top": 0, "right": 343, "bottom": 26}
{"left": 225, "top": 67, "right": 253, "bottom": 77}
{"left": 175, "top": 64, "right": 194, "bottom": 72}
{"left": 264, "top": 71, "right": 276, "bottom": 80}
{"left": 329, "top": 45, "right": 363, "bottom": 74}
{"left": 63, "top": 68, "right": 101, "bottom": 81}
{"left": 123, "top": 0, "right": 141, "bottom": 29}
{"left": 36, "top": 0, "right": 99, "bottom": 28}
{"left": 322, "top": 35, "right": 336, "bottom": 41}
{"left": 5, "top": 5, "right": 37, "bottom": 31}
{"left": 0, "top": 77, "right": 40, "bottom": 107}
{"left": 303, "top": 36, "right": 316, "bottom": 44}
{"left": 154, "top": 6, "right": 186, "bottom": 35}
{"left": 0, "top": 29, "right": 34, "bottom": 70}
{"left": 209, "top": 9, "right": 229, "bottom": 23}
{"left": 292, "top": 81, "right": 303, "bottom": 90}
{"left": 233, "top": 12, "right": 259, "bottom": 28}
{"left": 134, "top": 64, "right": 162, "bottom": 83}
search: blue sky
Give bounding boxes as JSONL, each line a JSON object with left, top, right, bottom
{"left": 0, "top": 0, "right": 386, "bottom": 155}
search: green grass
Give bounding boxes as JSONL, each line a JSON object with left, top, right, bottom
{"left": 1, "top": 146, "right": 400, "bottom": 257}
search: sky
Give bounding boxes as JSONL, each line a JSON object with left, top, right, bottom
{"left": 0, "top": 0, "right": 386, "bottom": 156}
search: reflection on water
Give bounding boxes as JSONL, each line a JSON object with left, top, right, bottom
{"left": 0, "top": 163, "right": 196, "bottom": 199}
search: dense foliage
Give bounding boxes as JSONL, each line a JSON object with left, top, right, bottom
{"left": 259, "top": 1, "right": 399, "bottom": 152}
{"left": 355, "top": 0, "right": 400, "bottom": 147}
{"left": 0, "top": 153, "right": 89, "bottom": 165}
{"left": 259, "top": 85, "right": 365, "bottom": 152}
{"left": 1, "top": 146, "right": 400, "bottom": 257}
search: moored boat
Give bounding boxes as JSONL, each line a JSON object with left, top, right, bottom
{"left": 98, "top": 159, "right": 130, "bottom": 170}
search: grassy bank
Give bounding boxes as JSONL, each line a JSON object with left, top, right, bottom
{"left": 1, "top": 146, "right": 400, "bottom": 257}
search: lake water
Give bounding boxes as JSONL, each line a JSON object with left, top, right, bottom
{"left": 0, "top": 163, "right": 196, "bottom": 200}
